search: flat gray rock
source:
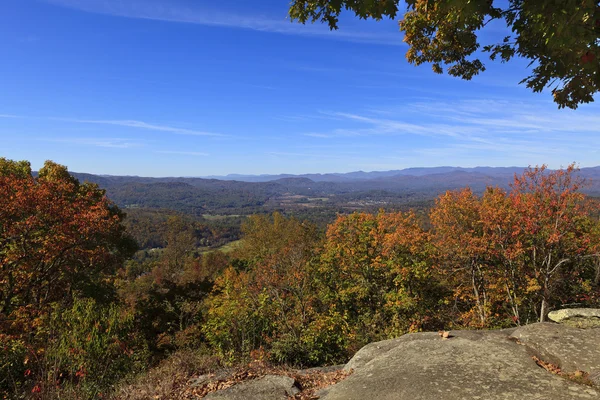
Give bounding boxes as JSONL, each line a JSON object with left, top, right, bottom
{"left": 297, "top": 364, "right": 344, "bottom": 375}
{"left": 203, "top": 375, "right": 299, "bottom": 400}
{"left": 511, "top": 323, "right": 600, "bottom": 376}
{"left": 343, "top": 334, "right": 434, "bottom": 372}
{"left": 548, "top": 308, "right": 600, "bottom": 328}
{"left": 322, "top": 327, "right": 599, "bottom": 400}
{"left": 344, "top": 328, "right": 517, "bottom": 372}
{"left": 189, "top": 370, "right": 230, "bottom": 387}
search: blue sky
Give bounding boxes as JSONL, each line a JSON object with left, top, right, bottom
{"left": 1, "top": 0, "right": 599, "bottom": 176}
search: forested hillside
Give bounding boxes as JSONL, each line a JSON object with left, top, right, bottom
{"left": 71, "top": 167, "right": 600, "bottom": 217}
{"left": 2, "top": 159, "right": 599, "bottom": 399}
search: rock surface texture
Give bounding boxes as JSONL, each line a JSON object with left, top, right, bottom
{"left": 203, "top": 375, "right": 299, "bottom": 400}
{"left": 200, "top": 309, "right": 600, "bottom": 399}
{"left": 511, "top": 323, "right": 600, "bottom": 377}
{"left": 321, "top": 321, "right": 600, "bottom": 399}
{"left": 548, "top": 308, "right": 600, "bottom": 328}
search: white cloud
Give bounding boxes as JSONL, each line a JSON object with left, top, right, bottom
{"left": 310, "top": 100, "right": 600, "bottom": 141}
{"left": 298, "top": 99, "right": 600, "bottom": 167}
{"left": 156, "top": 150, "right": 209, "bottom": 156}
{"left": 42, "top": 0, "right": 403, "bottom": 45}
{"left": 0, "top": 113, "right": 223, "bottom": 137}
{"left": 44, "top": 137, "right": 140, "bottom": 148}
{"left": 268, "top": 151, "right": 350, "bottom": 159}
{"left": 0, "top": 114, "right": 24, "bottom": 119}
{"left": 57, "top": 118, "right": 224, "bottom": 137}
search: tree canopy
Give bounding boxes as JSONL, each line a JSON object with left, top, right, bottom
{"left": 0, "top": 159, "right": 136, "bottom": 333}
{"left": 289, "top": 0, "right": 600, "bottom": 109}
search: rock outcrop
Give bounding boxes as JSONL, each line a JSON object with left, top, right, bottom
{"left": 198, "top": 309, "right": 600, "bottom": 399}
{"left": 321, "top": 317, "right": 600, "bottom": 399}
{"left": 203, "top": 375, "right": 299, "bottom": 400}
{"left": 510, "top": 322, "right": 600, "bottom": 378}
{"left": 548, "top": 308, "right": 600, "bottom": 328}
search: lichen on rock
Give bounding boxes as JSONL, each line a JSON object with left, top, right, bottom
{"left": 548, "top": 308, "right": 600, "bottom": 329}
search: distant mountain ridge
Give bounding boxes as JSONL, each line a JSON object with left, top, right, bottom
{"left": 202, "top": 166, "right": 562, "bottom": 182}
{"left": 66, "top": 166, "right": 600, "bottom": 216}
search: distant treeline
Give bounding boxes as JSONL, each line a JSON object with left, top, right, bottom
{"left": 70, "top": 167, "right": 600, "bottom": 217}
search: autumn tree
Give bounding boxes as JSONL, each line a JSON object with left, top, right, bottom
{"left": 162, "top": 216, "right": 197, "bottom": 272}
{"left": 317, "top": 212, "right": 386, "bottom": 345}
{"left": 0, "top": 159, "right": 136, "bottom": 333}
{"left": 591, "top": 215, "right": 600, "bottom": 288}
{"left": 431, "top": 164, "right": 599, "bottom": 326}
{"left": 204, "top": 213, "right": 335, "bottom": 366}
{"left": 118, "top": 215, "right": 216, "bottom": 354}
{"left": 236, "top": 213, "right": 323, "bottom": 349}
{"left": 289, "top": 0, "right": 600, "bottom": 108}
{"left": 0, "top": 158, "right": 138, "bottom": 397}
{"left": 430, "top": 188, "right": 493, "bottom": 327}
{"left": 203, "top": 266, "right": 277, "bottom": 362}
{"left": 236, "top": 212, "right": 319, "bottom": 266}
{"left": 378, "top": 211, "right": 446, "bottom": 334}
{"left": 479, "top": 186, "right": 526, "bottom": 325}
{"left": 432, "top": 186, "right": 528, "bottom": 327}
{"left": 318, "top": 211, "right": 445, "bottom": 348}
{"left": 510, "top": 164, "right": 596, "bottom": 321}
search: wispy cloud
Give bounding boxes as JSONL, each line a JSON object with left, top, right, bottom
{"left": 42, "top": 0, "right": 402, "bottom": 45}
{"left": 304, "top": 133, "right": 335, "bottom": 138}
{"left": 299, "top": 99, "right": 600, "bottom": 165}
{"left": 0, "top": 113, "right": 223, "bottom": 137}
{"left": 156, "top": 150, "right": 209, "bottom": 156}
{"left": 236, "top": 82, "right": 278, "bottom": 91}
{"left": 268, "top": 151, "right": 350, "bottom": 159}
{"left": 54, "top": 118, "right": 224, "bottom": 137}
{"left": 307, "top": 111, "right": 448, "bottom": 138}
{"left": 44, "top": 137, "right": 141, "bottom": 148}
{"left": 18, "top": 35, "right": 40, "bottom": 43}
{"left": 402, "top": 99, "right": 600, "bottom": 134}
{"left": 308, "top": 100, "right": 600, "bottom": 141}
{"left": 288, "top": 64, "right": 409, "bottom": 78}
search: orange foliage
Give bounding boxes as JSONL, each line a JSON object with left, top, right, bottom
{"left": 319, "top": 210, "right": 445, "bottom": 342}
{"left": 431, "top": 164, "right": 599, "bottom": 327}
{"left": 0, "top": 159, "right": 135, "bottom": 336}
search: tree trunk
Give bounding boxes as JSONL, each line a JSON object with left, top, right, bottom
{"left": 471, "top": 264, "right": 486, "bottom": 326}
{"left": 539, "top": 297, "right": 548, "bottom": 323}
{"left": 539, "top": 273, "right": 550, "bottom": 323}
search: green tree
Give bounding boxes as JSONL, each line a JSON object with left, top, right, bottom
{"left": 42, "top": 298, "right": 148, "bottom": 398}
{"left": 203, "top": 213, "right": 341, "bottom": 366}
{"left": 318, "top": 211, "right": 445, "bottom": 348}
{"left": 289, "top": 0, "right": 600, "bottom": 108}
{"left": 160, "top": 216, "right": 197, "bottom": 277}
{"left": 117, "top": 215, "right": 214, "bottom": 354}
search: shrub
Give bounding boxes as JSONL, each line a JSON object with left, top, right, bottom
{"left": 0, "top": 335, "right": 28, "bottom": 398}
{"left": 270, "top": 310, "right": 350, "bottom": 367}
{"left": 40, "top": 298, "right": 149, "bottom": 398}
{"left": 203, "top": 268, "right": 275, "bottom": 363}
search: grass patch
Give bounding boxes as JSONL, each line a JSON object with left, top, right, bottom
{"left": 113, "top": 349, "right": 223, "bottom": 400}
{"left": 198, "top": 240, "right": 243, "bottom": 255}
{"left": 202, "top": 214, "right": 242, "bottom": 221}
{"left": 217, "top": 240, "right": 243, "bottom": 253}
{"left": 115, "top": 351, "right": 352, "bottom": 400}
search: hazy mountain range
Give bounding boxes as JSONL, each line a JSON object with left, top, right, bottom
{"left": 70, "top": 166, "right": 600, "bottom": 216}
{"left": 202, "top": 166, "right": 531, "bottom": 182}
